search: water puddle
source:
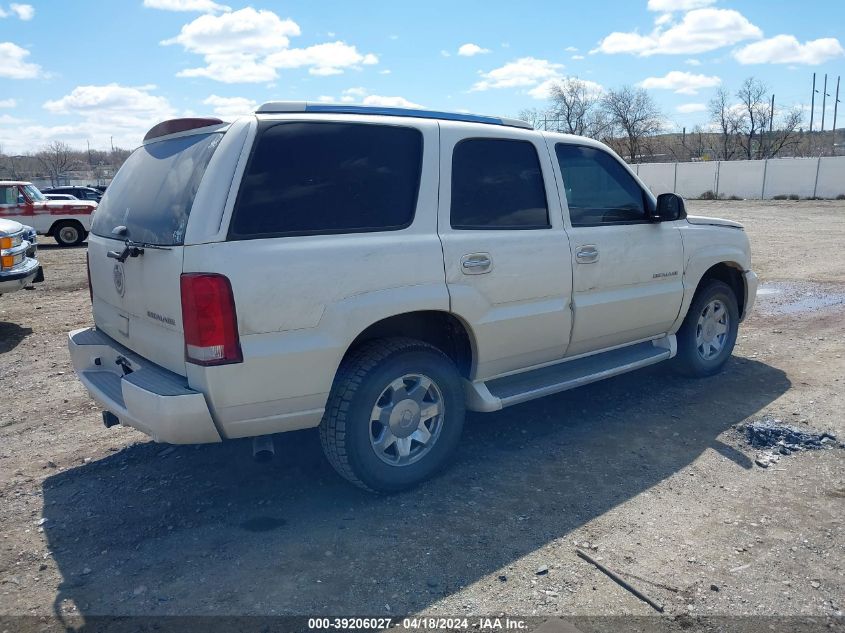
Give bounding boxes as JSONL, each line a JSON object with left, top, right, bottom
{"left": 755, "top": 281, "right": 845, "bottom": 316}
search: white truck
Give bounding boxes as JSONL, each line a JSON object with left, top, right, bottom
{"left": 69, "top": 104, "right": 758, "bottom": 492}
{"left": 0, "top": 181, "right": 97, "bottom": 246}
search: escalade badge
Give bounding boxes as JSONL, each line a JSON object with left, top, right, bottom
{"left": 113, "top": 262, "right": 125, "bottom": 297}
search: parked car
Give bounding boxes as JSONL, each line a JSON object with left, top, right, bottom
{"left": 0, "top": 217, "right": 43, "bottom": 296}
{"left": 0, "top": 181, "right": 97, "bottom": 246}
{"left": 44, "top": 193, "right": 79, "bottom": 201}
{"left": 41, "top": 186, "right": 102, "bottom": 202}
{"left": 69, "top": 104, "right": 758, "bottom": 492}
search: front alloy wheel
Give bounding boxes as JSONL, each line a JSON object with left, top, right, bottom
{"left": 675, "top": 280, "right": 739, "bottom": 377}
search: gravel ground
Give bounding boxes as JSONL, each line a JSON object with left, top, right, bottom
{"left": 0, "top": 200, "right": 843, "bottom": 631}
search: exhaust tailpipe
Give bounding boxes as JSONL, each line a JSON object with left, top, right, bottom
{"left": 252, "top": 435, "right": 275, "bottom": 462}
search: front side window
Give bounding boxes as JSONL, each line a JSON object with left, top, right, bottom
{"left": 230, "top": 122, "right": 423, "bottom": 238}
{"left": 555, "top": 144, "right": 649, "bottom": 226}
{"left": 450, "top": 138, "right": 549, "bottom": 230}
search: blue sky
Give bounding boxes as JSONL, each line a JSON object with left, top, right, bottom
{"left": 1, "top": 0, "right": 843, "bottom": 152}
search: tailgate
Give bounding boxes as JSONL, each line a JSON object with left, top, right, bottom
{"left": 89, "top": 234, "right": 187, "bottom": 375}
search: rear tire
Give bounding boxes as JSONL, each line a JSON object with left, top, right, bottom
{"left": 320, "top": 338, "right": 465, "bottom": 493}
{"left": 674, "top": 280, "right": 739, "bottom": 377}
{"left": 52, "top": 221, "right": 85, "bottom": 247}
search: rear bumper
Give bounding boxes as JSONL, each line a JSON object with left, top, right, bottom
{"left": 742, "top": 270, "right": 759, "bottom": 322}
{"left": 68, "top": 327, "right": 222, "bottom": 444}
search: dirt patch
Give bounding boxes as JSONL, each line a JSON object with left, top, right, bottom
{"left": 0, "top": 201, "right": 843, "bottom": 627}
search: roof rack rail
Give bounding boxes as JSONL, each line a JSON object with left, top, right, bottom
{"left": 255, "top": 101, "right": 533, "bottom": 130}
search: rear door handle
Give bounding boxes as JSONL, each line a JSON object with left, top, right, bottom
{"left": 575, "top": 245, "right": 599, "bottom": 264}
{"left": 461, "top": 253, "right": 492, "bottom": 274}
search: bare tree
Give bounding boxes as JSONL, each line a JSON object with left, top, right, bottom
{"left": 708, "top": 88, "right": 742, "bottom": 160}
{"left": 36, "top": 141, "right": 77, "bottom": 186}
{"left": 548, "top": 78, "right": 608, "bottom": 138}
{"left": 760, "top": 107, "right": 803, "bottom": 159}
{"left": 517, "top": 107, "right": 554, "bottom": 130}
{"left": 601, "top": 86, "right": 663, "bottom": 163}
{"left": 735, "top": 77, "right": 770, "bottom": 160}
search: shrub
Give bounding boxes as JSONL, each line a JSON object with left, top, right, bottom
{"left": 788, "top": 194, "right": 800, "bottom": 200}
{"left": 837, "top": 194, "right": 845, "bottom": 200}
{"left": 772, "top": 194, "right": 788, "bottom": 200}
{"left": 699, "top": 190, "right": 717, "bottom": 200}
{"left": 728, "top": 195, "right": 742, "bottom": 201}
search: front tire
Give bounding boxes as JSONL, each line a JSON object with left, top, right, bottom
{"left": 674, "top": 280, "right": 739, "bottom": 377}
{"left": 320, "top": 338, "right": 466, "bottom": 493}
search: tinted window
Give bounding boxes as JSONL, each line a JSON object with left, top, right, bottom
{"left": 555, "top": 144, "right": 649, "bottom": 226}
{"left": 451, "top": 138, "right": 549, "bottom": 229}
{"left": 91, "top": 132, "right": 222, "bottom": 245}
{"left": 230, "top": 122, "right": 423, "bottom": 238}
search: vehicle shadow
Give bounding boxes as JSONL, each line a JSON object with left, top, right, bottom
{"left": 0, "top": 321, "right": 33, "bottom": 353}
{"left": 41, "top": 357, "right": 788, "bottom": 621}
{"left": 37, "top": 242, "right": 88, "bottom": 250}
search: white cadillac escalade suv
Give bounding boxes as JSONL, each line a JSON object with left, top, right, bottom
{"left": 69, "top": 104, "right": 758, "bottom": 492}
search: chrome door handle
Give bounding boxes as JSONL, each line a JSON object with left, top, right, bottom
{"left": 461, "top": 253, "right": 492, "bottom": 274}
{"left": 575, "top": 246, "right": 599, "bottom": 264}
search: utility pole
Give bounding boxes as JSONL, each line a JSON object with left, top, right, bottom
{"left": 810, "top": 73, "right": 816, "bottom": 133}
{"left": 833, "top": 76, "right": 841, "bottom": 156}
{"left": 769, "top": 94, "right": 774, "bottom": 133}
{"left": 821, "top": 74, "right": 829, "bottom": 133}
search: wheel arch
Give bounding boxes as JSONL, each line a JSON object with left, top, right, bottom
{"left": 48, "top": 217, "right": 85, "bottom": 237}
{"left": 697, "top": 261, "right": 747, "bottom": 319}
{"left": 342, "top": 310, "right": 477, "bottom": 380}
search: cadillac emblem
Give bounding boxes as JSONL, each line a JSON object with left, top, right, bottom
{"left": 113, "top": 262, "right": 125, "bottom": 297}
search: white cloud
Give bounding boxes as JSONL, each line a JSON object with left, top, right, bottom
{"left": 0, "top": 98, "right": 16, "bottom": 107}
{"left": 440, "top": 50, "right": 451, "bottom": 58}
{"left": 9, "top": 3, "right": 34, "bottom": 20}
{"left": 163, "top": 8, "right": 377, "bottom": 83}
{"left": 654, "top": 13, "right": 672, "bottom": 27}
{"left": 379, "top": 69, "right": 391, "bottom": 75}
{"left": 458, "top": 43, "right": 490, "bottom": 57}
{"left": 0, "top": 84, "right": 178, "bottom": 152}
{"left": 143, "top": 0, "right": 230, "bottom": 12}
{"left": 639, "top": 70, "right": 721, "bottom": 94}
{"left": 471, "top": 57, "right": 564, "bottom": 92}
{"left": 163, "top": 8, "right": 300, "bottom": 55}
{"left": 528, "top": 77, "right": 604, "bottom": 100}
{"left": 318, "top": 88, "right": 422, "bottom": 109}
{"left": 593, "top": 8, "right": 762, "bottom": 56}
{"left": 571, "top": 54, "right": 585, "bottom": 60}
{"left": 685, "top": 58, "right": 701, "bottom": 66}
{"left": 362, "top": 95, "right": 422, "bottom": 108}
{"left": 266, "top": 41, "right": 378, "bottom": 76}
{"left": 734, "top": 35, "right": 845, "bottom": 65}
{"left": 0, "top": 42, "right": 42, "bottom": 78}
{"left": 676, "top": 102, "right": 706, "bottom": 113}
{"left": 202, "top": 94, "right": 257, "bottom": 118}
{"left": 647, "top": 0, "right": 714, "bottom": 10}
{"left": 564, "top": 46, "right": 578, "bottom": 52}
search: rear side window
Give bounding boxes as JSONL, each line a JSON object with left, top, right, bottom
{"left": 230, "top": 122, "right": 423, "bottom": 238}
{"left": 91, "top": 132, "right": 222, "bottom": 245}
{"left": 555, "top": 144, "right": 649, "bottom": 226}
{"left": 450, "top": 138, "right": 549, "bottom": 230}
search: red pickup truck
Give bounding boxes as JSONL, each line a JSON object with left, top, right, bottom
{"left": 0, "top": 180, "right": 97, "bottom": 246}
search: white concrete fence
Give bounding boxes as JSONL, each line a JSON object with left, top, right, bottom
{"left": 633, "top": 156, "right": 845, "bottom": 200}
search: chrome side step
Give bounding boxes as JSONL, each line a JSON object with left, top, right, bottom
{"left": 479, "top": 339, "right": 673, "bottom": 409}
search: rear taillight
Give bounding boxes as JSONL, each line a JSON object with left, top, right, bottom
{"left": 180, "top": 273, "right": 242, "bottom": 366}
{"left": 86, "top": 252, "right": 93, "bottom": 303}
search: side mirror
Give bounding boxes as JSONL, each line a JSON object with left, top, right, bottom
{"left": 654, "top": 193, "right": 686, "bottom": 222}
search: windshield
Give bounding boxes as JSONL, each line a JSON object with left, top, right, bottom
{"left": 23, "top": 184, "right": 46, "bottom": 202}
{"left": 91, "top": 132, "right": 222, "bottom": 246}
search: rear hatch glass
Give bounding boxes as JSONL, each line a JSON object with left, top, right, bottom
{"left": 92, "top": 132, "right": 222, "bottom": 245}
{"left": 88, "top": 131, "right": 222, "bottom": 375}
